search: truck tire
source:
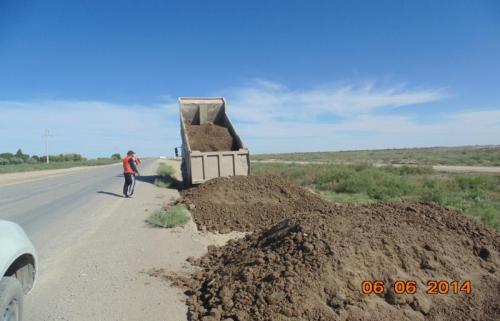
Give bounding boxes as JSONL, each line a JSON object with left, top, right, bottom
{"left": 0, "top": 277, "right": 23, "bottom": 321}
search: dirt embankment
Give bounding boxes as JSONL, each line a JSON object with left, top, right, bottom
{"left": 187, "top": 122, "right": 236, "bottom": 152}
{"left": 170, "top": 175, "right": 500, "bottom": 321}
{"left": 181, "top": 175, "right": 330, "bottom": 233}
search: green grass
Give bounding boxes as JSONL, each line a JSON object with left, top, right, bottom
{"left": 154, "top": 162, "right": 180, "bottom": 188}
{"left": 0, "top": 159, "right": 119, "bottom": 174}
{"left": 157, "top": 162, "right": 175, "bottom": 176}
{"left": 252, "top": 162, "right": 500, "bottom": 229}
{"left": 147, "top": 204, "right": 190, "bottom": 228}
{"left": 252, "top": 145, "right": 500, "bottom": 166}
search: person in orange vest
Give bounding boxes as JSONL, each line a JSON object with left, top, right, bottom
{"left": 123, "top": 150, "right": 140, "bottom": 198}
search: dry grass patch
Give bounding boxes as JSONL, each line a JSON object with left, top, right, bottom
{"left": 147, "top": 204, "right": 190, "bottom": 228}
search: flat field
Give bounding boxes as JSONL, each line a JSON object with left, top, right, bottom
{"left": 251, "top": 162, "right": 500, "bottom": 229}
{"left": 252, "top": 145, "right": 500, "bottom": 166}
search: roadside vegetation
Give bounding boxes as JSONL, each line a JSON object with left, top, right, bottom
{"left": 147, "top": 204, "right": 190, "bottom": 228}
{"left": 0, "top": 149, "right": 120, "bottom": 174}
{"left": 154, "top": 162, "right": 180, "bottom": 188}
{"left": 252, "top": 145, "right": 500, "bottom": 166}
{"left": 252, "top": 162, "right": 500, "bottom": 229}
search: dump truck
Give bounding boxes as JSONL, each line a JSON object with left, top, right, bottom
{"left": 178, "top": 97, "right": 250, "bottom": 185}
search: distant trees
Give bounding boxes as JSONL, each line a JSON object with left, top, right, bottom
{"left": 15, "top": 149, "right": 30, "bottom": 162}
{"left": 111, "top": 153, "right": 121, "bottom": 160}
{"left": 0, "top": 149, "right": 99, "bottom": 165}
{"left": 48, "top": 154, "right": 86, "bottom": 162}
{"left": 0, "top": 153, "right": 14, "bottom": 159}
{"left": 8, "top": 157, "right": 24, "bottom": 164}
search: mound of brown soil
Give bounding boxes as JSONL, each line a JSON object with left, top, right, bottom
{"left": 180, "top": 175, "right": 332, "bottom": 233}
{"left": 187, "top": 122, "right": 236, "bottom": 152}
{"left": 178, "top": 203, "right": 500, "bottom": 321}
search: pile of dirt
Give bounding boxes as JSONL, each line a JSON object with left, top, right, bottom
{"left": 187, "top": 122, "right": 236, "bottom": 152}
{"left": 180, "top": 175, "right": 332, "bottom": 233}
{"left": 177, "top": 202, "right": 500, "bottom": 321}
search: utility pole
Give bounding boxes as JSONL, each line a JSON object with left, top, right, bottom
{"left": 42, "top": 129, "right": 52, "bottom": 164}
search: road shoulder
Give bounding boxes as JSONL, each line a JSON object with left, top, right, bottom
{"left": 24, "top": 160, "right": 229, "bottom": 321}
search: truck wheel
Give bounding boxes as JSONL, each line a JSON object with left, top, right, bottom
{"left": 0, "top": 277, "right": 23, "bottom": 321}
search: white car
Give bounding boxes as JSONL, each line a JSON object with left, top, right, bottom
{"left": 0, "top": 220, "right": 37, "bottom": 321}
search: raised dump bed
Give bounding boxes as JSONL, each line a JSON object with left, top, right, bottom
{"left": 179, "top": 97, "right": 250, "bottom": 185}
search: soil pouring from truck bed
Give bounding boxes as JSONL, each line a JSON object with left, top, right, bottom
{"left": 174, "top": 202, "right": 499, "bottom": 321}
{"left": 180, "top": 175, "right": 332, "bottom": 233}
{"left": 187, "top": 122, "right": 236, "bottom": 152}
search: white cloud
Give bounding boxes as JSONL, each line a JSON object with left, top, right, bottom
{"left": 220, "top": 81, "right": 498, "bottom": 153}
{"left": 234, "top": 110, "right": 500, "bottom": 153}
{"left": 0, "top": 100, "right": 180, "bottom": 157}
{"left": 0, "top": 80, "right": 497, "bottom": 157}
{"left": 221, "top": 80, "right": 447, "bottom": 123}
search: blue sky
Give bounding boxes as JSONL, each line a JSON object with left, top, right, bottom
{"left": 1, "top": 0, "right": 499, "bottom": 157}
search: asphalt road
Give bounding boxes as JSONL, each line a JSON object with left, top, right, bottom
{"left": 0, "top": 159, "right": 155, "bottom": 263}
{"left": 0, "top": 159, "right": 213, "bottom": 321}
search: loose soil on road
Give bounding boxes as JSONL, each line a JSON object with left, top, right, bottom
{"left": 170, "top": 175, "right": 499, "bottom": 321}
{"left": 187, "top": 122, "right": 236, "bottom": 152}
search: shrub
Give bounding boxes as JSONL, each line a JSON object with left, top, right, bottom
{"left": 155, "top": 163, "right": 180, "bottom": 188}
{"left": 480, "top": 205, "right": 500, "bottom": 230}
{"left": 0, "top": 153, "right": 14, "bottom": 159}
{"left": 147, "top": 205, "right": 190, "bottom": 228}
{"left": 8, "top": 157, "right": 23, "bottom": 164}
{"left": 392, "top": 165, "right": 433, "bottom": 175}
{"left": 15, "top": 149, "right": 30, "bottom": 162}
{"left": 157, "top": 163, "right": 175, "bottom": 177}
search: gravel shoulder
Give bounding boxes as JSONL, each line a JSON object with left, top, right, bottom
{"left": 23, "top": 159, "right": 232, "bottom": 321}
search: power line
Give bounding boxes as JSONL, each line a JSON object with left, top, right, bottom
{"left": 42, "top": 129, "right": 53, "bottom": 164}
